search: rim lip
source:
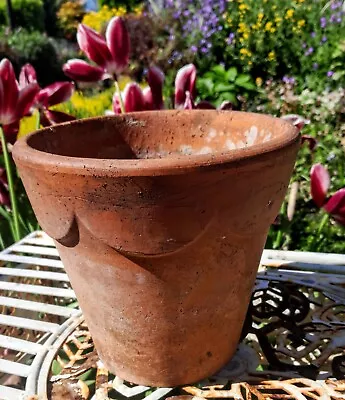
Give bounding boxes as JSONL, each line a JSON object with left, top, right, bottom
{"left": 13, "top": 110, "right": 299, "bottom": 177}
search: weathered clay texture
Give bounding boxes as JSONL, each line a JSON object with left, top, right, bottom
{"left": 13, "top": 110, "right": 300, "bottom": 387}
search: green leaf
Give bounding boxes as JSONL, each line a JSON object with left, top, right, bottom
{"left": 67, "top": 301, "right": 79, "bottom": 309}
{"left": 235, "top": 74, "right": 251, "bottom": 85}
{"left": 226, "top": 67, "right": 238, "bottom": 82}
{"left": 211, "top": 64, "right": 227, "bottom": 78}
{"left": 237, "top": 81, "right": 257, "bottom": 90}
{"left": 215, "top": 92, "right": 237, "bottom": 107}
{"left": 214, "top": 83, "right": 236, "bottom": 93}
{"left": 51, "top": 360, "right": 63, "bottom": 376}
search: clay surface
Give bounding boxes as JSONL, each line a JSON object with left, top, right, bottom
{"left": 13, "top": 110, "right": 300, "bottom": 386}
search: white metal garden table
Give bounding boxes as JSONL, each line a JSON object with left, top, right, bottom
{"left": 0, "top": 231, "right": 345, "bottom": 399}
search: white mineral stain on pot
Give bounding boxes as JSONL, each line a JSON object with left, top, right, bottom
{"left": 245, "top": 126, "right": 258, "bottom": 146}
{"left": 236, "top": 140, "right": 245, "bottom": 149}
{"left": 209, "top": 128, "right": 217, "bottom": 139}
{"left": 263, "top": 133, "right": 272, "bottom": 143}
{"left": 225, "top": 139, "right": 236, "bottom": 150}
{"left": 197, "top": 146, "right": 212, "bottom": 155}
{"left": 136, "top": 274, "right": 146, "bottom": 284}
{"left": 179, "top": 145, "right": 193, "bottom": 155}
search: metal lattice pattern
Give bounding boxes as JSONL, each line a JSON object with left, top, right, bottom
{"left": 47, "top": 271, "right": 345, "bottom": 400}
{"left": 0, "top": 231, "right": 345, "bottom": 399}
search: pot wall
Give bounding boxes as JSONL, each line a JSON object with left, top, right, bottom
{"left": 13, "top": 111, "right": 299, "bottom": 386}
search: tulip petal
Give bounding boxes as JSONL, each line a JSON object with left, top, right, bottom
{"left": 112, "top": 92, "right": 122, "bottom": 114}
{"left": 183, "top": 91, "right": 194, "bottom": 110}
{"left": 310, "top": 163, "right": 330, "bottom": 208}
{"left": 36, "top": 82, "right": 74, "bottom": 108}
{"left": 19, "top": 63, "right": 37, "bottom": 88}
{"left": 77, "top": 24, "right": 113, "bottom": 68}
{"left": 63, "top": 59, "right": 105, "bottom": 82}
{"left": 142, "top": 87, "right": 153, "bottom": 110}
{"left": 0, "top": 168, "right": 8, "bottom": 189}
{"left": 175, "top": 63, "right": 197, "bottom": 109}
{"left": 123, "top": 83, "right": 145, "bottom": 112}
{"left": 17, "top": 82, "right": 40, "bottom": 117}
{"left": 147, "top": 66, "right": 165, "bottom": 109}
{"left": 301, "top": 135, "right": 317, "bottom": 151}
{"left": 106, "top": 17, "right": 130, "bottom": 74}
{"left": 219, "top": 101, "right": 234, "bottom": 111}
{"left": 282, "top": 114, "right": 310, "bottom": 133}
{"left": 0, "top": 184, "right": 10, "bottom": 207}
{"left": 325, "top": 187, "right": 345, "bottom": 227}
{"left": 2, "top": 121, "right": 20, "bottom": 144}
{"left": 324, "top": 188, "right": 345, "bottom": 214}
{"left": 41, "top": 109, "right": 76, "bottom": 126}
{"left": 0, "top": 58, "right": 19, "bottom": 125}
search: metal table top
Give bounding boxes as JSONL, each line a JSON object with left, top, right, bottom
{"left": 1, "top": 231, "right": 345, "bottom": 400}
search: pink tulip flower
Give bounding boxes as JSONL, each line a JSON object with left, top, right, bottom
{"left": 19, "top": 63, "right": 75, "bottom": 127}
{"left": 310, "top": 163, "right": 345, "bottom": 226}
{"left": 174, "top": 64, "right": 197, "bottom": 109}
{"left": 0, "top": 59, "right": 39, "bottom": 141}
{"left": 63, "top": 17, "right": 130, "bottom": 82}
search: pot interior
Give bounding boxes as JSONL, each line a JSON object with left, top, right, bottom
{"left": 27, "top": 110, "right": 294, "bottom": 160}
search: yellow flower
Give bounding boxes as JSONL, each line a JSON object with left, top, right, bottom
{"left": 256, "top": 77, "right": 263, "bottom": 87}
{"left": 285, "top": 9, "right": 294, "bottom": 19}
{"left": 257, "top": 12, "right": 264, "bottom": 21}
{"left": 265, "top": 21, "right": 273, "bottom": 31}
{"left": 82, "top": 5, "right": 127, "bottom": 32}
{"left": 270, "top": 28, "right": 276, "bottom": 33}
{"left": 239, "top": 3, "right": 249, "bottom": 11}
{"left": 275, "top": 16, "right": 282, "bottom": 24}
{"left": 248, "top": 61, "right": 253, "bottom": 65}
{"left": 240, "top": 48, "right": 252, "bottom": 57}
{"left": 243, "top": 32, "right": 249, "bottom": 39}
{"left": 268, "top": 51, "right": 276, "bottom": 61}
{"left": 297, "top": 19, "right": 305, "bottom": 28}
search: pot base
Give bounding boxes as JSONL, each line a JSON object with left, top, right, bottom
{"left": 98, "top": 343, "right": 238, "bottom": 387}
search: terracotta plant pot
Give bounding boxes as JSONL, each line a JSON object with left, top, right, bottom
{"left": 13, "top": 110, "right": 299, "bottom": 387}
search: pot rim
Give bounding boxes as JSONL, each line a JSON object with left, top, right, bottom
{"left": 13, "top": 110, "right": 299, "bottom": 177}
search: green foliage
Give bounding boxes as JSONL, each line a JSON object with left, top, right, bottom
{"left": 197, "top": 65, "right": 257, "bottom": 107}
{"left": 98, "top": 0, "right": 142, "bottom": 11}
{"left": 6, "top": 29, "right": 64, "bottom": 86}
{"left": 0, "top": 171, "right": 39, "bottom": 250}
{"left": 57, "top": 0, "right": 85, "bottom": 40}
{"left": 221, "top": 0, "right": 345, "bottom": 88}
{"left": 0, "top": 0, "right": 45, "bottom": 31}
{"left": 252, "top": 79, "right": 345, "bottom": 253}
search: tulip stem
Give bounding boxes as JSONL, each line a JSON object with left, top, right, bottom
{"left": 114, "top": 80, "right": 125, "bottom": 114}
{"left": 0, "top": 126, "right": 20, "bottom": 242}
{"left": 318, "top": 213, "right": 329, "bottom": 234}
{"left": 36, "top": 109, "right": 41, "bottom": 130}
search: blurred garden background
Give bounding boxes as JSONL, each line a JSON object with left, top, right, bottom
{"left": 0, "top": 0, "right": 344, "bottom": 252}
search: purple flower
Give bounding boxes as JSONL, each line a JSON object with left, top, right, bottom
{"left": 310, "top": 32, "right": 316, "bottom": 38}
{"left": 330, "top": 14, "right": 337, "bottom": 23}
{"left": 320, "top": 17, "right": 327, "bottom": 28}
{"left": 282, "top": 76, "right": 295, "bottom": 85}
{"left": 190, "top": 45, "right": 198, "bottom": 53}
{"left": 331, "top": 1, "right": 342, "bottom": 10}
{"left": 304, "top": 47, "right": 314, "bottom": 56}
{"left": 227, "top": 32, "right": 235, "bottom": 45}
{"left": 321, "top": 35, "right": 328, "bottom": 43}
{"left": 327, "top": 70, "right": 334, "bottom": 77}
{"left": 313, "top": 63, "right": 319, "bottom": 70}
